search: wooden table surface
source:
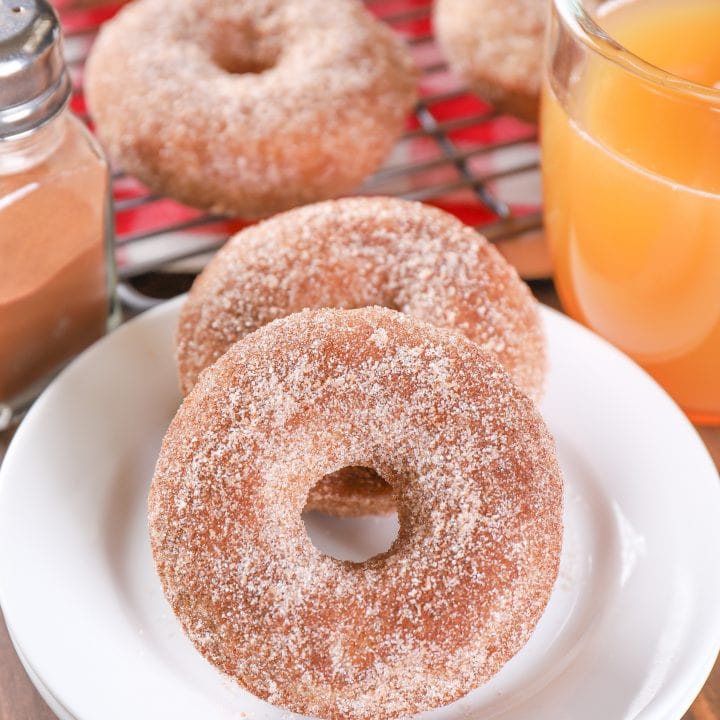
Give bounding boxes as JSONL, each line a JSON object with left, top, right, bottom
{"left": 0, "top": 284, "right": 719, "bottom": 720}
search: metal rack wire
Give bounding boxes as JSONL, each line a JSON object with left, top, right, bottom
{"left": 58, "top": 0, "right": 544, "bottom": 309}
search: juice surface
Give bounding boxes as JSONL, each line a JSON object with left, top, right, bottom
{"left": 542, "top": 0, "right": 720, "bottom": 421}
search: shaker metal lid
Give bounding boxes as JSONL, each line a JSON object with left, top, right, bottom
{"left": 0, "top": 0, "right": 71, "bottom": 137}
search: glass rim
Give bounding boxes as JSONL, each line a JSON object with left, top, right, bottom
{"left": 553, "top": 0, "right": 720, "bottom": 104}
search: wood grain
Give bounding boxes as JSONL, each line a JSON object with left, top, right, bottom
{"left": 686, "top": 429, "right": 720, "bottom": 720}
{"left": 0, "top": 288, "right": 718, "bottom": 720}
{"left": 0, "top": 421, "right": 55, "bottom": 718}
{"left": 0, "top": 613, "right": 56, "bottom": 720}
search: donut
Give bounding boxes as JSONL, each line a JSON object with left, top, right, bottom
{"left": 84, "top": 0, "right": 417, "bottom": 217}
{"left": 176, "top": 197, "right": 546, "bottom": 516}
{"left": 149, "top": 306, "right": 563, "bottom": 720}
{"left": 434, "top": 0, "right": 546, "bottom": 122}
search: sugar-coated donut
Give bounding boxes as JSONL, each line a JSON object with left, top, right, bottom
{"left": 150, "top": 306, "right": 563, "bottom": 720}
{"left": 434, "top": 0, "right": 546, "bottom": 122}
{"left": 84, "top": 0, "right": 417, "bottom": 216}
{"left": 176, "top": 197, "right": 546, "bottom": 516}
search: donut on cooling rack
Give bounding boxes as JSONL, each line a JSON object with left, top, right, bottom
{"left": 84, "top": 0, "right": 418, "bottom": 217}
{"left": 176, "top": 197, "right": 546, "bottom": 515}
{"left": 150, "top": 306, "right": 563, "bottom": 720}
{"left": 434, "top": 0, "right": 546, "bottom": 122}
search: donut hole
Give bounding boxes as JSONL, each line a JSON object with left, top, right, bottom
{"left": 211, "top": 50, "right": 278, "bottom": 75}
{"left": 208, "top": 24, "right": 281, "bottom": 76}
{"left": 302, "top": 466, "right": 399, "bottom": 563}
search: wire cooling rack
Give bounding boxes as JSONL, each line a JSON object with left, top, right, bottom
{"left": 55, "top": 0, "right": 545, "bottom": 309}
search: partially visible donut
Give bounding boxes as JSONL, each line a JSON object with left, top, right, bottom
{"left": 150, "top": 306, "right": 564, "bottom": 720}
{"left": 311, "top": 465, "right": 395, "bottom": 517}
{"left": 434, "top": 0, "right": 547, "bottom": 122}
{"left": 84, "top": 0, "right": 417, "bottom": 216}
{"left": 177, "top": 197, "right": 545, "bottom": 398}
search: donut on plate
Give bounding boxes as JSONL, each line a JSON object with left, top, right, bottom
{"left": 84, "top": 0, "right": 418, "bottom": 216}
{"left": 150, "top": 306, "right": 563, "bottom": 720}
{"left": 434, "top": 0, "right": 547, "bottom": 122}
{"left": 176, "top": 197, "right": 546, "bottom": 515}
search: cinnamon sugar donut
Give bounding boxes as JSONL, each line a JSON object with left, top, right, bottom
{"left": 176, "top": 197, "right": 546, "bottom": 515}
{"left": 434, "top": 0, "right": 547, "bottom": 122}
{"left": 84, "top": 0, "right": 417, "bottom": 216}
{"left": 150, "top": 306, "right": 563, "bottom": 720}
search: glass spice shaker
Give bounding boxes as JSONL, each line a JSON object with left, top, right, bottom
{"left": 0, "top": 0, "right": 118, "bottom": 428}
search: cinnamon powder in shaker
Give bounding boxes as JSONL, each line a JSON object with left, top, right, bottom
{"left": 0, "top": 115, "right": 112, "bottom": 401}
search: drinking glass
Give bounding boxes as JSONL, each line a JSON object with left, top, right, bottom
{"left": 542, "top": 0, "right": 720, "bottom": 423}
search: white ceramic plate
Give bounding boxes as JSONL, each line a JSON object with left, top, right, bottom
{"left": 1, "top": 298, "right": 719, "bottom": 720}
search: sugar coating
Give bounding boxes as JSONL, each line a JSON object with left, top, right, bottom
{"left": 84, "top": 0, "right": 418, "bottom": 216}
{"left": 150, "top": 307, "right": 563, "bottom": 720}
{"left": 434, "top": 0, "right": 546, "bottom": 121}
